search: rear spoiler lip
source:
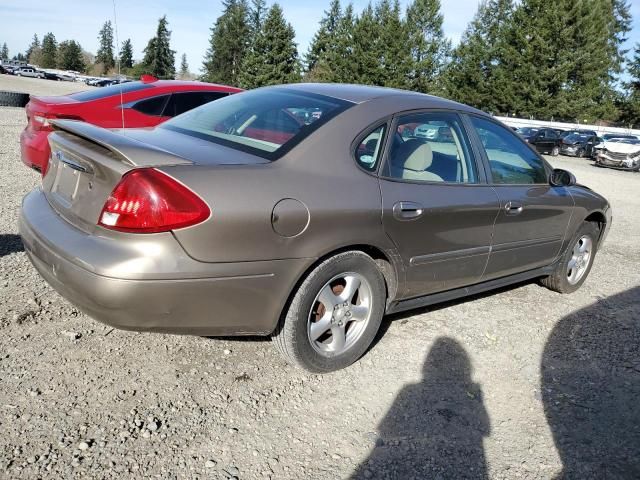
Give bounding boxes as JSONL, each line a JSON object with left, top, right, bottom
{"left": 50, "top": 119, "right": 194, "bottom": 167}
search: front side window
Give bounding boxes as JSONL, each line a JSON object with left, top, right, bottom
{"left": 355, "top": 124, "right": 386, "bottom": 171}
{"left": 385, "top": 112, "right": 477, "bottom": 183}
{"left": 471, "top": 116, "right": 548, "bottom": 185}
{"left": 160, "top": 89, "right": 351, "bottom": 158}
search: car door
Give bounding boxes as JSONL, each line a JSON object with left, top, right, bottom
{"left": 467, "top": 115, "right": 574, "bottom": 279}
{"left": 378, "top": 111, "right": 500, "bottom": 298}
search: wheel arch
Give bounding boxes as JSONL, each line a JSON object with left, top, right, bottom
{"left": 272, "top": 244, "right": 400, "bottom": 335}
{"left": 584, "top": 210, "right": 607, "bottom": 244}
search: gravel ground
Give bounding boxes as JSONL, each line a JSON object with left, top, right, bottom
{"left": 0, "top": 75, "right": 93, "bottom": 96}
{"left": 0, "top": 77, "right": 639, "bottom": 479}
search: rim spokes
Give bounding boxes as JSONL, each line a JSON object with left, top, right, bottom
{"left": 566, "top": 235, "right": 592, "bottom": 285}
{"left": 309, "top": 312, "right": 332, "bottom": 341}
{"left": 330, "top": 325, "right": 347, "bottom": 351}
{"left": 307, "top": 272, "right": 373, "bottom": 357}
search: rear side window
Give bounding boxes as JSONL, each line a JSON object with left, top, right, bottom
{"left": 355, "top": 124, "right": 386, "bottom": 171}
{"left": 164, "top": 91, "right": 228, "bottom": 117}
{"left": 385, "top": 112, "right": 477, "bottom": 183}
{"left": 132, "top": 95, "right": 169, "bottom": 116}
{"left": 470, "top": 116, "right": 548, "bottom": 184}
{"left": 70, "top": 82, "right": 153, "bottom": 101}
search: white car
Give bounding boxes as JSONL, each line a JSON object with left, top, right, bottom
{"left": 595, "top": 138, "right": 640, "bottom": 171}
{"left": 15, "top": 67, "right": 44, "bottom": 79}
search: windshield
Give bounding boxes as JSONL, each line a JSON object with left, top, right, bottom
{"left": 603, "top": 134, "right": 637, "bottom": 141}
{"left": 565, "top": 133, "right": 588, "bottom": 142}
{"left": 516, "top": 127, "right": 538, "bottom": 136}
{"left": 161, "top": 89, "right": 351, "bottom": 159}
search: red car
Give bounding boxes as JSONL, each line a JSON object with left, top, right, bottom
{"left": 21, "top": 77, "right": 242, "bottom": 173}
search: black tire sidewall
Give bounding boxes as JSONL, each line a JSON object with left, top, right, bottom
{"left": 287, "top": 253, "right": 386, "bottom": 373}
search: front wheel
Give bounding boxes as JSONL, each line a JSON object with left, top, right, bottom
{"left": 551, "top": 146, "right": 560, "bottom": 156}
{"left": 577, "top": 148, "right": 585, "bottom": 158}
{"left": 540, "top": 222, "right": 599, "bottom": 294}
{"left": 272, "top": 251, "right": 386, "bottom": 373}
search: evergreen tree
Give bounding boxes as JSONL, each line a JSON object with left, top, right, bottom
{"left": 305, "top": 0, "right": 342, "bottom": 72}
{"left": 307, "top": 3, "right": 356, "bottom": 83}
{"left": 40, "top": 33, "right": 58, "bottom": 68}
{"left": 621, "top": 43, "right": 640, "bottom": 127}
{"left": 351, "top": 4, "right": 381, "bottom": 85}
{"left": 443, "top": 0, "right": 513, "bottom": 112}
{"left": 239, "top": 4, "right": 300, "bottom": 88}
{"left": 202, "top": 0, "right": 250, "bottom": 85}
{"left": 25, "top": 34, "right": 39, "bottom": 60}
{"left": 119, "top": 39, "right": 133, "bottom": 69}
{"left": 0, "top": 43, "right": 8, "bottom": 61}
{"left": 405, "top": 0, "right": 450, "bottom": 93}
{"left": 96, "top": 21, "right": 115, "bottom": 73}
{"left": 57, "top": 40, "right": 85, "bottom": 72}
{"left": 144, "top": 16, "right": 176, "bottom": 79}
{"left": 12, "top": 53, "right": 26, "bottom": 62}
{"left": 248, "top": 0, "right": 267, "bottom": 42}
{"left": 375, "top": 0, "right": 412, "bottom": 88}
{"left": 179, "top": 53, "right": 191, "bottom": 79}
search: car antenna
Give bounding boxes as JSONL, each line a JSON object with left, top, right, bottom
{"left": 112, "top": 0, "right": 125, "bottom": 135}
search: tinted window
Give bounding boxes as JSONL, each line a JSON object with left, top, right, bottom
{"left": 386, "top": 112, "right": 477, "bottom": 183}
{"left": 355, "top": 124, "right": 386, "bottom": 171}
{"left": 164, "top": 91, "right": 228, "bottom": 117}
{"left": 471, "top": 116, "right": 548, "bottom": 185}
{"left": 161, "top": 89, "right": 351, "bottom": 158}
{"left": 70, "top": 82, "right": 153, "bottom": 101}
{"left": 132, "top": 95, "right": 169, "bottom": 116}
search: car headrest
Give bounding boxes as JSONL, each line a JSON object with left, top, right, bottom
{"left": 398, "top": 139, "right": 433, "bottom": 171}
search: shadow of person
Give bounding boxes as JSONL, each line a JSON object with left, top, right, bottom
{"left": 352, "top": 337, "right": 490, "bottom": 479}
{"left": 542, "top": 287, "right": 640, "bottom": 479}
{"left": 0, "top": 234, "right": 24, "bottom": 258}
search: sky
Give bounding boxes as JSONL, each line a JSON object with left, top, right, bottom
{"left": 1, "top": 0, "right": 640, "bottom": 77}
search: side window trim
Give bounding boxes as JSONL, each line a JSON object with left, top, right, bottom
{"left": 465, "top": 113, "right": 553, "bottom": 186}
{"left": 379, "top": 109, "right": 485, "bottom": 185}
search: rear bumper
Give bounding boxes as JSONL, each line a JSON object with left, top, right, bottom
{"left": 20, "top": 189, "right": 312, "bottom": 336}
{"left": 20, "top": 128, "right": 50, "bottom": 171}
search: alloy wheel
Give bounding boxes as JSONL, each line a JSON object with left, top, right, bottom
{"left": 307, "top": 272, "right": 373, "bottom": 356}
{"left": 567, "top": 235, "right": 592, "bottom": 285}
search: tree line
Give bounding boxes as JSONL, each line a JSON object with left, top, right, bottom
{"left": 2, "top": 0, "right": 639, "bottom": 126}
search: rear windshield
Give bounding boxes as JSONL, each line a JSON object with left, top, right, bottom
{"left": 70, "top": 82, "right": 153, "bottom": 101}
{"left": 160, "top": 88, "right": 352, "bottom": 159}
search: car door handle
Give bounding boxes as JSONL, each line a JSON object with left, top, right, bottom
{"left": 504, "top": 201, "right": 524, "bottom": 215}
{"left": 393, "top": 201, "right": 424, "bottom": 220}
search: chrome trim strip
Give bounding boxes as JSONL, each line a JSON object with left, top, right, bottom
{"left": 410, "top": 246, "right": 491, "bottom": 266}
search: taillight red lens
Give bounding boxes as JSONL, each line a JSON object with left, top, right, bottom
{"left": 98, "top": 169, "right": 210, "bottom": 233}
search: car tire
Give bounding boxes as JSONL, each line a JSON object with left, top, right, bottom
{"left": 272, "top": 251, "right": 386, "bottom": 373}
{"left": 577, "top": 148, "right": 585, "bottom": 158}
{"left": 0, "top": 91, "right": 30, "bottom": 107}
{"left": 551, "top": 146, "right": 559, "bottom": 156}
{"left": 540, "top": 221, "right": 599, "bottom": 294}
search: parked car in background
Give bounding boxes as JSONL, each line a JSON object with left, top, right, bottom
{"left": 560, "top": 130, "right": 598, "bottom": 157}
{"left": 21, "top": 78, "right": 242, "bottom": 172}
{"left": 595, "top": 138, "right": 640, "bottom": 171}
{"left": 518, "top": 127, "right": 562, "bottom": 156}
{"left": 19, "top": 84, "right": 611, "bottom": 372}
{"left": 15, "top": 67, "right": 45, "bottom": 79}
{"left": 601, "top": 133, "right": 637, "bottom": 141}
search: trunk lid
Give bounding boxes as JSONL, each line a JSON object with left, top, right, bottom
{"left": 43, "top": 120, "right": 194, "bottom": 233}
{"left": 43, "top": 120, "right": 266, "bottom": 233}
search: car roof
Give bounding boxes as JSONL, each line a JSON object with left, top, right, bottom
{"left": 145, "top": 80, "right": 242, "bottom": 92}
{"left": 273, "top": 83, "right": 484, "bottom": 114}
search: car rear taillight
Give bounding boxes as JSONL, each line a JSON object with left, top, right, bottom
{"left": 98, "top": 168, "right": 210, "bottom": 233}
{"left": 31, "top": 112, "right": 84, "bottom": 131}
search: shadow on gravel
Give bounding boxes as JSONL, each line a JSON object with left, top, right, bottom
{"left": 352, "top": 337, "right": 490, "bottom": 479}
{"left": 542, "top": 286, "right": 640, "bottom": 479}
{"left": 0, "top": 234, "right": 24, "bottom": 258}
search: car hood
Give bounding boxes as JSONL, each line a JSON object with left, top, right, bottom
{"left": 601, "top": 141, "right": 640, "bottom": 155}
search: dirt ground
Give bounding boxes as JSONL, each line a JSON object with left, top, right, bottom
{"left": 1, "top": 76, "right": 638, "bottom": 479}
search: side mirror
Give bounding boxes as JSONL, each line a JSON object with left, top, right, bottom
{"left": 550, "top": 168, "right": 576, "bottom": 187}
